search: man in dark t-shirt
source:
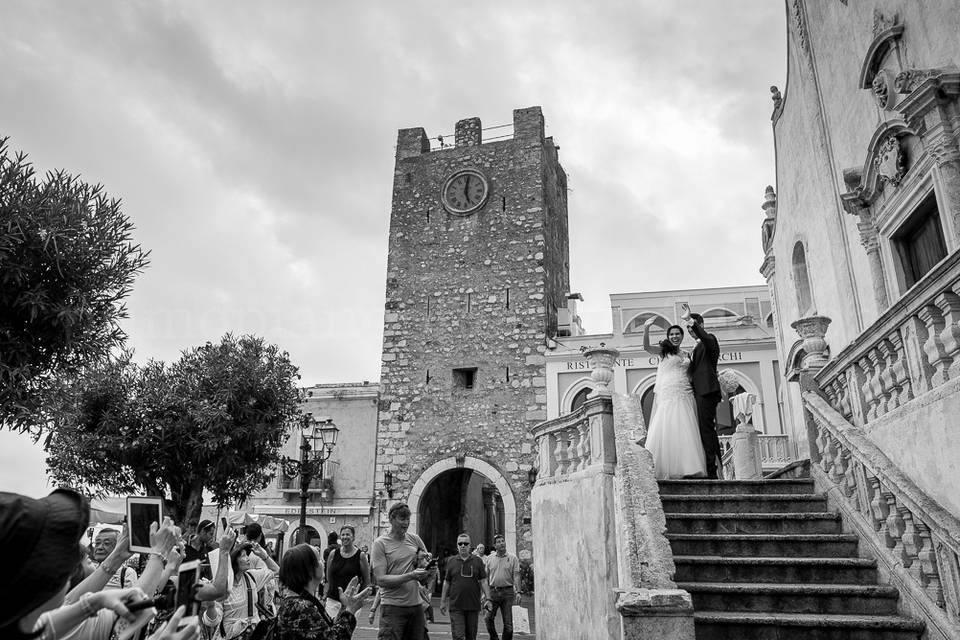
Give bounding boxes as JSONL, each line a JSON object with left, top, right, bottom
{"left": 440, "top": 533, "right": 491, "bottom": 640}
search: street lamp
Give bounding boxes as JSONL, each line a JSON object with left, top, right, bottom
{"left": 282, "top": 413, "right": 339, "bottom": 544}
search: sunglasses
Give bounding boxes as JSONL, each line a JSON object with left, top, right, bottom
{"left": 457, "top": 542, "right": 470, "bottom": 546}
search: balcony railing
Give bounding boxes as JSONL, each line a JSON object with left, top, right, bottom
{"left": 530, "top": 396, "right": 616, "bottom": 480}
{"left": 815, "top": 250, "right": 960, "bottom": 427}
{"left": 720, "top": 434, "right": 796, "bottom": 477}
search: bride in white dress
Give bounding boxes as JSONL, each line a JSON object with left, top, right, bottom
{"left": 641, "top": 318, "right": 707, "bottom": 479}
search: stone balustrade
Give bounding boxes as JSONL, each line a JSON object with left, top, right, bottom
{"left": 720, "top": 433, "right": 796, "bottom": 477}
{"left": 531, "top": 395, "right": 617, "bottom": 481}
{"left": 814, "top": 251, "right": 960, "bottom": 426}
{"left": 804, "top": 392, "right": 960, "bottom": 634}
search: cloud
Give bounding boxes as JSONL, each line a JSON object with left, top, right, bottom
{"left": 0, "top": 0, "right": 786, "bottom": 497}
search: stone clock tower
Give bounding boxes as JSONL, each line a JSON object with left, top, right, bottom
{"left": 375, "top": 107, "right": 569, "bottom": 556}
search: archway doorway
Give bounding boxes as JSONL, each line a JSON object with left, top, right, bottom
{"left": 409, "top": 456, "right": 518, "bottom": 557}
{"left": 417, "top": 468, "right": 504, "bottom": 560}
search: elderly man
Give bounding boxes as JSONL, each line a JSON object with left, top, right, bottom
{"left": 441, "top": 533, "right": 491, "bottom": 640}
{"left": 484, "top": 534, "right": 521, "bottom": 640}
{"left": 371, "top": 502, "right": 429, "bottom": 640}
{"left": 90, "top": 528, "right": 137, "bottom": 589}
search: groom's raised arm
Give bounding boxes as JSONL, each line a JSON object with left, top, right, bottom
{"left": 688, "top": 320, "right": 720, "bottom": 359}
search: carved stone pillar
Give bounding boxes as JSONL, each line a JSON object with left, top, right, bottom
{"left": 842, "top": 193, "right": 889, "bottom": 310}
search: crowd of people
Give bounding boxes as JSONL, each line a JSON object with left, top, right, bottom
{"left": 1, "top": 490, "right": 525, "bottom": 640}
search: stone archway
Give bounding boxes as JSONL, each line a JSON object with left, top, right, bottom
{"left": 409, "top": 456, "right": 517, "bottom": 555}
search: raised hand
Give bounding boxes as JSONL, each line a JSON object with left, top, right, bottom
{"left": 679, "top": 303, "right": 692, "bottom": 322}
{"left": 218, "top": 527, "right": 237, "bottom": 552}
{"left": 338, "top": 576, "right": 372, "bottom": 616}
{"left": 147, "top": 605, "right": 199, "bottom": 640}
{"left": 643, "top": 316, "right": 658, "bottom": 328}
{"left": 150, "top": 517, "right": 181, "bottom": 557}
{"left": 109, "top": 525, "right": 133, "bottom": 561}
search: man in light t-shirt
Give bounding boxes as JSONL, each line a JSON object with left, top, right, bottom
{"left": 371, "top": 502, "right": 428, "bottom": 640}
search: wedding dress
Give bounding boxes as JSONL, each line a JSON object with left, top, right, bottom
{"left": 644, "top": 351, "right": 707, "bottom": 480}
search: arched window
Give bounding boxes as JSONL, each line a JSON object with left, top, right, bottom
{"left": 570, "top": 387, "right": 591, "bottom": 413}
{"left": 792, "top": 242, "right": 813, "bottom": 314}
{"left": 624, "top": 313, "right": 671, "bottom": 334}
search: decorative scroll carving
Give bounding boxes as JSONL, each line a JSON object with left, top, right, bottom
{"left": 895, "top": 69, "right": 942, "bottom": 94}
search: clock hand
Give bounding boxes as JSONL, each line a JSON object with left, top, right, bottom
{"left": 463, "top": 175, "right": 470, "bottom": 202}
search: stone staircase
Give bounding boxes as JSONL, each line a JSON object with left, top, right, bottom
{"left": 660, "top": 478, "right": 925, "bottom": 640}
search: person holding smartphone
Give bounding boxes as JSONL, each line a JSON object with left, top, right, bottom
{"left": 205, "top": 539, "right": 278, "bottom": 639}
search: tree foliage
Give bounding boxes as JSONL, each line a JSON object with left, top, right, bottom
{"left": 45, "top": 334, "right": 302, "bottom": 526}
{"left": 0, "top": 137, "right": 148, "bottom": 433}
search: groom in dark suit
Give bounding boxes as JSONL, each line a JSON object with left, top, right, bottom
{"left": 681, "top": 304, "right": 722, "bottom": 479}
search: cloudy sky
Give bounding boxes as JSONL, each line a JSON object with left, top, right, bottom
{"left": 0, "top": 1, "right": 786, "bottom": 497}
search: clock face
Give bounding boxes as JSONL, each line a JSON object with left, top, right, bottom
{"left": 442, "top": 170, "right": 489, "bottom": 215}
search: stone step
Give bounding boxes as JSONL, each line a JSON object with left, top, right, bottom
{"left": 694, "top": 611, "right": 924, "bottom": 640}
{"left": 673, "top": 555, "right": 879, "bottom": 584}
{"left": 661, "top": 493, "right": 828, "bottom": 513}
{"left": 667, "top": 533, "right": 860, "bottom": 557}
{"left": 665, "top": 512, "right": 842, "bottom": 535}
{"left": 658, "top": 478, "right": 816, "bottom": 496}
{"left": 679, "top": 581, "right": 901, "bottom": 615}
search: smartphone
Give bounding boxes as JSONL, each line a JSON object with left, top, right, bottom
{"left": 126, "top": 496, "right": 163, "bottom": 554}
{"left": 220, "top": 517, "right": 229, "bottom": 531}
{"left": 176, "top": 560, "right": 201, "bottom": 628}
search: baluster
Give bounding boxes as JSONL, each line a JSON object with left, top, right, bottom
{"left": 897, "top": 506, "right": 919, "bottom": 573}
{"left": 919, "top": 304, "right": 951, "bottom": 387}
{"left": 883, "top": 492, "right": 905, "bottom": 553}
{"left": 815, "top": 426, "right": 830, "bottom": 471}
{"left": 867, "top": 347, "right": 889, "bottom": 418}
{"left": 554, "top": 431, "right": 569, "bottom": 476}
{"left": 936, "top": 289, "right": 960, "bottom": 381}
{"left": 577, "top": 419, "right": 591, "bottom": 470}
{"left": 922, "top": 526, "right": 950, "bottom": 610}
{"left": 821, "top": 431, "right": 838, "bottom": 479}
{"left": 827, "top": 437, "right": 845, "bottom": 485}
{"left": 878, "top": 338, "right": 901, "bottom": 410}
{"left": 858, "top": 355, "right": 878, "bottom": 422}
{"left": 867, "top": 476, "right": 889, "bottom": 532}
{"left": 566, "top": 427, "right": 581, "bottom": 472}
{"left": 843, "top": 457, "right": 860, "bottom": 511}
{"left": 888, "top": 331, "right": 914, "bottom": 404}
{"left": 837, "top": 371, "right": 853, "bottom": 419}
{"left": 836, "top": 448, "right": 855, "bottom": 498}
{"left": 823, "top": 378, "right": 840, "bottom": 412}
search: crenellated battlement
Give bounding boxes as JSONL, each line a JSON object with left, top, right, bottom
{"left": 395, "top": 106, "right": 546, "bottom": 160}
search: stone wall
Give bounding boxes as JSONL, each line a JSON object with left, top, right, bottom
{"left": 376, "top": 106, "right": 570, "bottom": 553}
{"left": 532, "top": 470, "right": 620, "bottom": 639}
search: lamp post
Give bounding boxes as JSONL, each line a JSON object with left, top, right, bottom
{"left": 282, "top": 413, "right": 339, "bottom": 544}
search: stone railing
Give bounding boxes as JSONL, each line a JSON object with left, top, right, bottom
{"left": 804, "top": 392, "right": 960, "bottom": 637}
{"left": 530, "top": 346, "right": 694, "bottom": 639}
{"left": 530, "top": 396, "right": 616, "bottom": 480}
{"left": 796, "top": 251, "right": 960, "bottom": 639}
{"left": 720, "top": 434, "right": 795, "bottom": 477}
{"left": 814, "top": 251, "right": 960, "bottom": 427}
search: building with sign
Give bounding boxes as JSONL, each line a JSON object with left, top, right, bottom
{"left": 545, "top": 285, "right": 792, "bottom": 467}
{"left": 209, "top": 382, "right": 381, "bottom": 557}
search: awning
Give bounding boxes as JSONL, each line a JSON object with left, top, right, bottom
{"left": 225, "top": 511, "right": 290, "bottom": 535}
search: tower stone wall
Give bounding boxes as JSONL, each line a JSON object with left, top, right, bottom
{"left": 376, "top": 106, "right": 569, "bottom": 553}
